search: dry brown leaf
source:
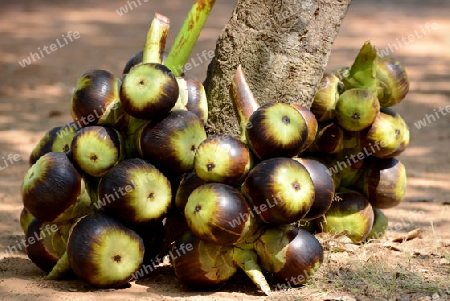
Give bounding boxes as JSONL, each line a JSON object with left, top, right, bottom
{"left": 382, "top": 242, "right": 403, "bottom": 251}
{"left": 391, "top": 228, "right": 422, "bottom": 243}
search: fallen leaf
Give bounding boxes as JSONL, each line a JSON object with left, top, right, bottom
{"left": 391, "top": 228, "right": 422, "bottom": 243}
{"left": 382, "top": 242, "right": 403, "bottom": 251}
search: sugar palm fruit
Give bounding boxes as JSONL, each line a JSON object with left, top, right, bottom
{"left": 376, "top": 56, "right": 410, "bottom": 107}
{"left": 359, "top": 107, "right": 408, "bottom": 158}
{"left": 355, "top": 157, "right": 407, "bottom": 209}
{"left": 310, "top": 73, "right": 342, "bottom": 122}
{"left": 245, "top": 103, "right": 309, "bottom": 160}
{"left": 335, "top": 88, "right": 380, "bottom": 132}
{"left": 70, "top": 69, "right": 124, "bottom": 127}
{"left": 319, "top": 189, "right": 374, "bottom": 244}
{"left": 254, "top": 225, "right": 323, "bottom": 286}
{"left": 241, "top": 157, "right": 315, "bottom": 224}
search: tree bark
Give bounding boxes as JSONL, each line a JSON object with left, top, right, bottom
{"left": 203, "top": 0, "right": 352, "bottom": 136}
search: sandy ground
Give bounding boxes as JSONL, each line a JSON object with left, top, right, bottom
{"left": 0, "top": 1, "right": 449, "bottom": 300}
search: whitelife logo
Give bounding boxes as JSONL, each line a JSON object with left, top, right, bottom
{"left": 413, "top": 105, "right": 450, "bottom": 129}
{"left": 131, "top": 243, "right": 193, "bottom": 279}
{"left": 18, "top": 31, "right": 81, "bottom": 68}
{"left": 377, "top": 22, "right": 439, "bottom": 58}
{"left": 56, "top": 102, "right": 121, "bottom": 139}
{"left": 93, "top": 171, "right": 159, "bottom": 209}
{"left": 0, "top": 224, "right": 59, "bottom": 258}
{"left": 326, "top": 140, "right": 386, "bottom": 176}
{"left": 116, "top": 0, "right": 149, "bottom": 16}
{"left": 227, "top": 196, "right": 280, "bottom": 228}
{"left": 0, "top": 153, "right": 21, "bottom": 171}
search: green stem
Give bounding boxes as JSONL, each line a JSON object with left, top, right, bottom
{"left": 165, "top": 0, "right": 216, "bottom": 76}
{"left": 232, "top": 247, "right": 271, "bottom": 296}
{"left": 342, "top": 41, "right": 378, "bottom": 94}
{"left": 142, "top": 13, "right": 171, "bottom": 65}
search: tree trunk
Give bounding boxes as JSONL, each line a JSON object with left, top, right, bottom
{"left": 203, "top": 0, "right": 352, "bottom": 136}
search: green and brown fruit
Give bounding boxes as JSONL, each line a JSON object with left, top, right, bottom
{"left": 241, "top": 157, "right": 315, "bottom": 224}
{"left": 245, "top": 103, "right": 309, "bottom": 160}
{"left": 98, "top": 158, "right": 172, "bottom": 226}
{"left": 70, "top": 126, "right": 122, "bottom": 177}
{"left": 254, "top": 225, "right": 323, "bottom": 285}
{"left": 67, "top": 213, "right": 144, "bottom": 288}
{"left": 25, "top": 219, "right": 62, "bottom": 273}
{"left": 139, "top": 110, "right": 207, "bottom": 175}
{"left": 70, "top": 69, "right": 124, "bottom": 127}
{"left": 290, "top": 104, "right": 318, "bottom": 153}
{"left": 376, "top": 56, "right": 410, "bottom": 107}
{"left": 359, "top": 107, "right": 409, "bottom": 158}
{"left": 172, "top": 77, "right": 208, "bottom": 125}
{"left": 20, "top": 207, "right": 35, "bottom": 234}
{"left": 308, "top": 122, "right": 344, "bottom": 154}
{"left": 21, "top": 152, "right": 91, "bottom": 222}
{"left": 366, "top": 207, "right": 388, "bottom": 240}
{"left": 319, "top": 189, "right": 374, "bottom": 244}
{"left": 194, "top": 135, "right": 251, "bottom": 185}
{"left": 356, "top": 157, "right": 407, "bottom": 209}
{"left": 172, "top": 230, "right": 237, "bottom": 289}
{"left": 122, "top": 50, "right": 143, "bottom": 76}
{"left": 175, "top": 170, "right": 206, "bottom": 214}
{"left": 310, "top": 73, "right": 342, "bottom": 122}
{"left": 335, "top": 88, "right": 380, "bottom": 132}
{"left": 184, "top": 183, "right": 257, "bottom": 245}
{"left": 29, "top": 123, "right": 79, "bottom": 166}
{"left": 382, "top": 110, "right": 410, "bottom": 158}
{"left": 120, "top": 63, "right": 179, "bottom": 120}
{"left": 294, "top": 158, "right": 334, "bottom": 220}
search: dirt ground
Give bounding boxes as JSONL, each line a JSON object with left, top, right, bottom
{"left": 0, "top": 1, "right": 449, "bottom": 300}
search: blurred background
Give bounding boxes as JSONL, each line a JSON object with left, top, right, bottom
{"left": 0, "top": 0, "right": 449, "bottom": 297}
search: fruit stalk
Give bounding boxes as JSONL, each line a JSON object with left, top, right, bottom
{"left": 122, "top": 12, "right": 171, "bottom": 154}
{"left": 45, "top": 251, "right": 70, "bottom": 280}
{"left": 164, "top": 0, "right": 216, "bottom": 76}
{"left": 230, "top": 65, "right": 260, "bottom": 142}
{"left": 342, "top": 41, "right": 378, "bottom": 94}
{"left": 142, "top": 13, "right": 171, "bottom": 65}
{"left": 232, "top": 247, "right": 271, "bottom": 295}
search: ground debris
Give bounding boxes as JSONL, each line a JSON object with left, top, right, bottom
{"left": 321, "top": 295, "right": 357, "bottom": 301}
{"left": 391, "top": 228, "right": 422, "bottom": 243}
{"left": 405, "top": 197, "right": 434, "bottom": 203}
{"left": 439, "top": 258, "right": 450, "bottom": 266}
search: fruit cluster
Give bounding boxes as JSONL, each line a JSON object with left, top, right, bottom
{"left": 18, "top": 5, "right": 409, "bottom": 295}
{"left": 170, "top": 65, "right": 330, "bottom": 294}
{"left": 19, "top": 11, "right": 214, "bottom": 288}
{"left": 19, "top": 60, "right": 328, "bottom": 295}
{"left": 306, "top": 41, "right": 410, "bottom": 243}
{"left": 18, "top": 12, "right": 326, "bottom": 294}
